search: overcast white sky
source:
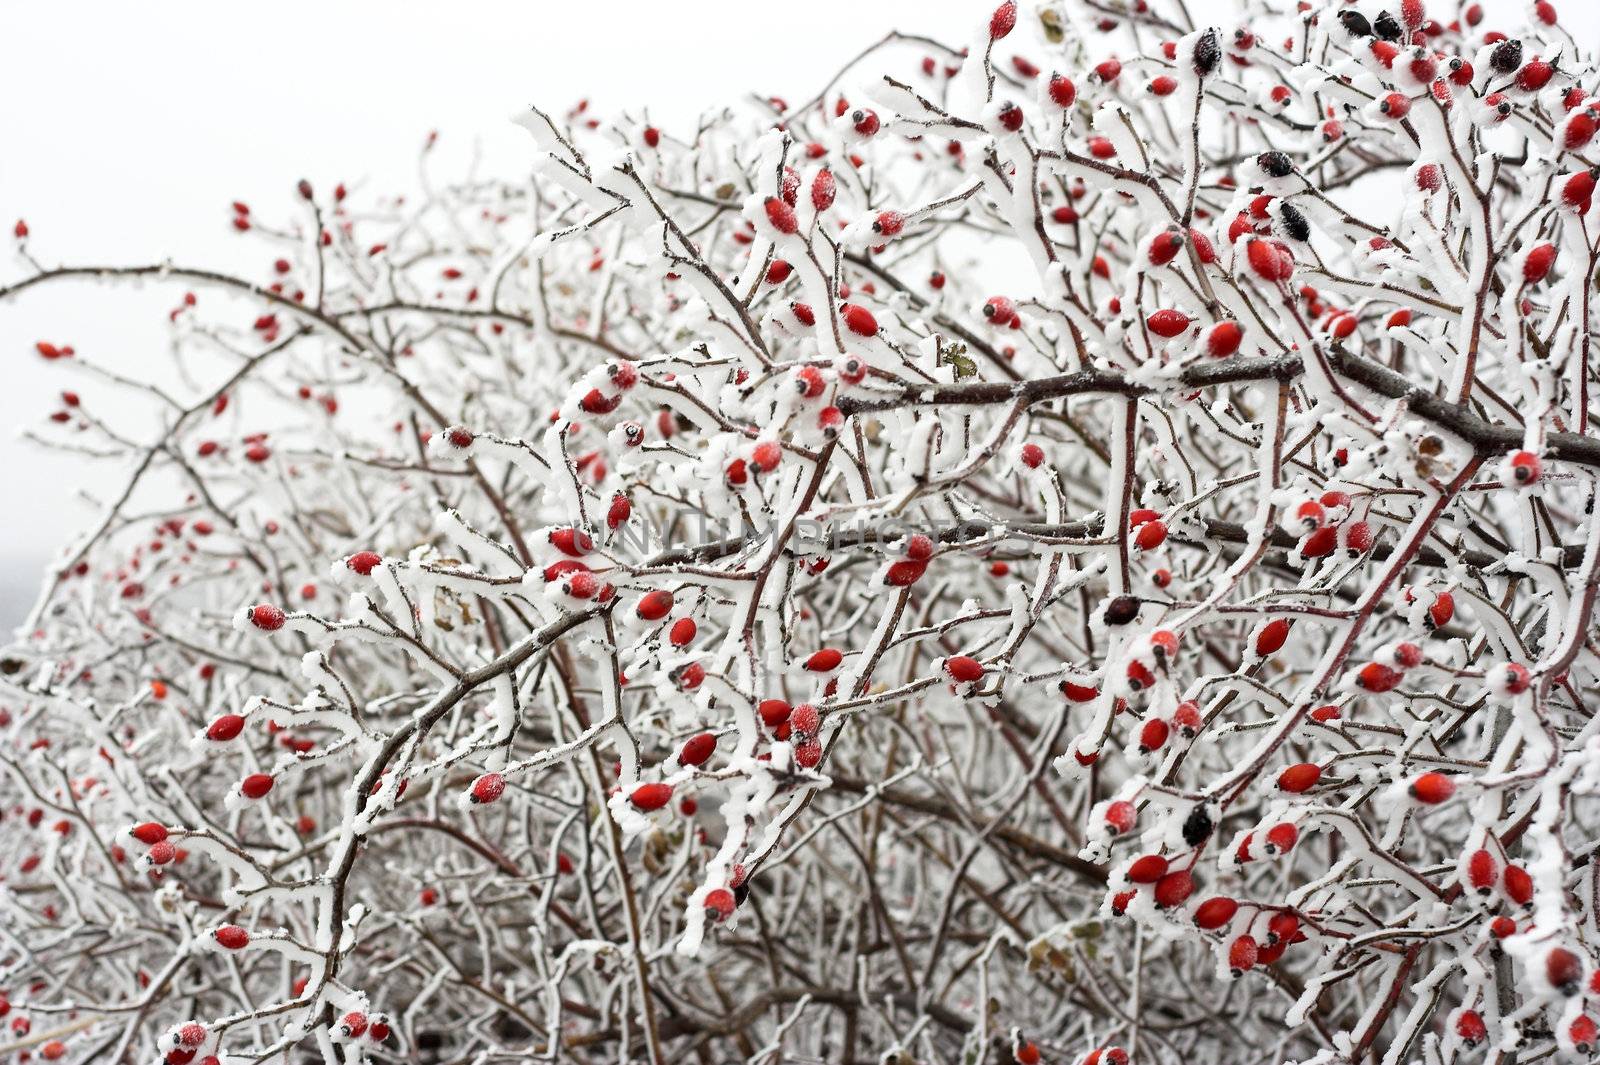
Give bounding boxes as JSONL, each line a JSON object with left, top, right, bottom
{"left": 0, "top": 0, "right": 1591, "bottom": 627}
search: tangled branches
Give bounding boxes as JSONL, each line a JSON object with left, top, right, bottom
{"left": 3, "top": 1, "right": 1600, "bottom": 1062}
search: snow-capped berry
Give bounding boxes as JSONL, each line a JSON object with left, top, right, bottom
{"left": 1277, "top": 763, "right": 1321, "bottom": 793}
{"left": 239, "top": 774, "right": 274, "bottom": 799}
{"left": 206, "top": 714, "right": 245, "bottom": 742}
{"left": 214, "top": 925, "right": 250, "bottom": 950}
{"left": 247, "top": 604, "right": 285, "bottom": 631}
{"left": 1409, "top": 771, "right": 1454, "bottom": 804}
{"left": 996, "top": 102, "right": 1024, "bottom": 132}
{"left": 340, "top": 1012, "right": 369, "bottom": 1039}
{"left": 636, "top": 589, "right": 674, "bottom": 621}
{"left": 1019, "top": 442, "right": 1045, "bottom": 468}
{"left": 763, "top": 197, "right": 798, "bottom": 235}
{"left": 629, "top": 782, "right": 674, "bottom": 811}
{"left": 346, "top": 550, "right": 382, "bottom": 575}
{"left": 470, "top": 773, "right": 505, "bottom": 804}
{"left": 1138, "top": 717, "right": 1169, "bottom": 752}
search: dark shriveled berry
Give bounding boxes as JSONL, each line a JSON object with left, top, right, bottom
{"left": 1338, "top": 10, "right": 1373, "bottom": 37}
{"left": 1278, "top": 203, "right": 1311, "bottom": 242}
{"left": 1490, "top": 39, "right": 1523, "bottom": 74}
{"left": 1182, "top": 805, "right": 1214, "bottom": 846}
{"left": 1193, "top": 29, "right": 1221, "bottom": 76}
{"left": 1257, "top": 151, "right": 1294, "bottom": 178}
{"left": 1105, "top": 596, "right": 1141, "bottom": 626}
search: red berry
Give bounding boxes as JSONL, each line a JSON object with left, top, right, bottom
{"left": 1146, "top": 309, "right": 1192, "bottom": 338}
{"left": 629, "top": 782, "right": 675, "bottom": 812}
{"left": 470, "top": 773, "right": 505, "bottom": 804}
{"left": 1228, "top": 934, "right": 1259, "bottom": 975}
{"left": 1277, "top": 763, "right": 1321, "bottom": 793}
{"left": 130, "top": 822, "right": 169, "bottom": 845}
{"left": 805, "top": 648, "right": 844, "bottom": 672}
{"left": 763, "top": 197, "right": 798, "bottom": 235}
{"left": 1193, "top": 896, "right": 1238, "bottom": 929}
{"left": 989, "top": 0, "right": 1017, "bottom": 39}
{"left": 239, "top": 774, "right": 274, "bottom": 799}
{"left": 680, "top": 733, "right": 716, "bottom": 767}
{"left": 214, "top": 925, "right": 250, "bottom": 950}
{"left": 1126, "top": 854, "right": 1168, "bottom": 883}
{"left": 207, "top": 714, "right": 245, "bottom": 742}
{"left": 636, "top": 589, "right": 675, "bottom": 621}
{"left": 247, "top": 604, "right": 286, "bottom": 631}
{"left": 1409, "top": 772, "right": 1454, "bottom": 804}
{"left": 1103, "top": 800, "right": 1136, "bottom": 834}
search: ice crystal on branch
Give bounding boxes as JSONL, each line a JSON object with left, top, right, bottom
{"left": 3, "top": 0, "right": 1600, "bottom": 1061}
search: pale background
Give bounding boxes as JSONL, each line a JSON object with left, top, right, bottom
{"left": 0, "top": 0, "right": 1591, "bottom": 630}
